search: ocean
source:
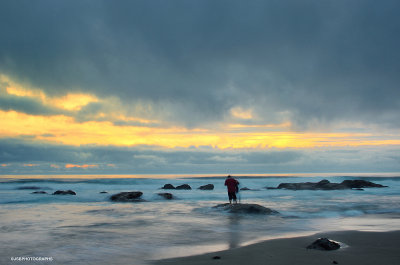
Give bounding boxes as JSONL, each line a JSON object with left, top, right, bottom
{"left": 1, "top": 173, "right": 400, "bottom": 265}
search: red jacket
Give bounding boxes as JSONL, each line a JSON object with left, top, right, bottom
{"left": 225, "top": 178, "right": 239, "bottom": 193}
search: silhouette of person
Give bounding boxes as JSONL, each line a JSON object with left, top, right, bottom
{"left": 224, "top": 175, "right": 239, "bottom": 204}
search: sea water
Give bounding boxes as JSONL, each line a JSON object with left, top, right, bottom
{"left": 1, "top": 174, "right": 400, "bottom": 265}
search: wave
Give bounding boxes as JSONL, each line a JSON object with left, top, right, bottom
{"left": 0, "top": 178, "right": 159, "bottom": 185}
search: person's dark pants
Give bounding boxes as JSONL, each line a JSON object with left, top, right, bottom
{"left": 228, "top": 192, "right": 237, "bottom": 202}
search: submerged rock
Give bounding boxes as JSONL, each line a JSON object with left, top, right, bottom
{"left": 110, "top": 191, "right": 143, "bottom": 202}
{"left": 161, "top": 184, "right": 175, "bottom": 189}
{"left": 53, "top": 190, "right": 76, "bottom": 195}
{"left": 240, "top": 187, "right": 251, "bottom": 191}
{"left": 175, "top": 184, "right": 191, "bottom": 190}
{"left": 31, "top": 191, "right": 47, "bottom": 194}
{"left": 307, "top": 238, "right": 340, "bottom": 250}
{"left": 198, "top": 184, "right": 214, "bottom": 190}
{"left": 100, "top": 191, "right": 108, "bottom": 194}
{"left": 276, "top": 179, "right": 387, "bottom": 190}
{"left": 158, "top": 193, "right": 173, "bottom": 200}
{"left": 213, "top": 203, "right": 279, "bottom": 214}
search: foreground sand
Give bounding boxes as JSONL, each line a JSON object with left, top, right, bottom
{"left": 153, "top": 230, "right": 400, "bottom": 265}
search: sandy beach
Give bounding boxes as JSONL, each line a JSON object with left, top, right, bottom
{"left": 153, "top": 230, "right": 400, "bottom": 265}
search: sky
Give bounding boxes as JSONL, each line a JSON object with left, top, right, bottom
{"left": 0, "top": 0, "right": 400, "bottom": 175}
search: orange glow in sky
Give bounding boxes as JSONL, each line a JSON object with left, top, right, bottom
{"left": 65, "top": 164, "right": 98, "bottom": 168}
{"left": 1, "top": 74, "right": 400, "bottom": 151}
{"left": 1, "top": 109, "right": 400, "bottom": 149}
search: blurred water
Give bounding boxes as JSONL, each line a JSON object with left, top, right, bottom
{"left": 0, "top": 174, "right": 400, "bottom": 265}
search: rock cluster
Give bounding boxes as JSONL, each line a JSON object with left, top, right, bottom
{"left": 161, "top": 184, "right": 192, "bottom": 190}
{"left": 273, "top": 179, "right": 387, "bottom": 190}
{"left": 162, "top": 183, "right": 215, "bottom": 190}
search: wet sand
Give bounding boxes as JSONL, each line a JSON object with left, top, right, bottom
{"left": 153, "top": 230, "right": 400, "bottom": 265}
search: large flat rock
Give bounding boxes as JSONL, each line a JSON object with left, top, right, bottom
{"left": 213, "top": 203, "right": 279, "bottom": 214}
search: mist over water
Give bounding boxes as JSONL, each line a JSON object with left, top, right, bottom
{"left": 1, "top": 174, "right": 400, "bottom": 265}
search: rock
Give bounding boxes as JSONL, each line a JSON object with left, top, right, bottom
{"left": 31, "top": 191, "right": 47, "bottom": 194}
{"left": 306, "top": 238, "right": 340, "bottom": 250}
{"left": 110, "top": 191, "right": 143, "bottom": 202}
{"left": 240, "top": 187, "right": 251, "bottom": 191}
{"left": 212, "top": 256, "right": 221, "bottom": 260}
{"left": 333, "top": 261, "right": 338, "bottom": 264}
{"left": 99, "top": 191, "right": 108, "bottom": 193}
{"left": 198, "top": 184, "right": 214, "bottom": 190}
{"left": 158, "top": 193, "right": 173, "bottom": 200}
{"left": 340, "top": 180, "right": 387, "bottom": 188}
{"left": 161, "top": 184, "right": 175, "bottom": 189}
{"left": 53, "top": 190, "right": 76, "bottom": 195}
{"left": 276, "top": 179, "right": 387, "bottom": 190}
{"left": 175, "top": 184, "right": 191, "bottom": 190}
{"left": 213, "top": 203, "right": 279, "bottom": 214}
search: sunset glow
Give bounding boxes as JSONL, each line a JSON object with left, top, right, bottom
{"left": 1, "top": 1, "right": 399, "bottom": 174}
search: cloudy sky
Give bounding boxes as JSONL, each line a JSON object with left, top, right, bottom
{"left": 1, "top": 0, "right": 399, "bottom": 175}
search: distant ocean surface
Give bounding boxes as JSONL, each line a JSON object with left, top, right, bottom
{"left": 1, "top": 173, "right": 400, "bottom": 265}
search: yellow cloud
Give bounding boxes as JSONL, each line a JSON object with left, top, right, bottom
{"left": 2, "top": 74, "right": 400, "bottom": 150}
{"left": 1, "top": 110, "right": 400, "bottom": 149}
{"left": 230, "top": 107, "right": 253, "bottom": 119}
{"left": 1, "top": 74, "right": 98, "bottom": 111}
{"left": 49, "top": 93, "right": 99, "bottom": 111}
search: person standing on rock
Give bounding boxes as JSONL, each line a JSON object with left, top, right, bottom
{"left": 224, "top": 175, "right": 239, "bottom": 204}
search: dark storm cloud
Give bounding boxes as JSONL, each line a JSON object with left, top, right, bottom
{"left": 1, "top": 0, "right": 399, "bottom": 128}
{"left": 0, "top": 95, "right": 61, "bottom": 115}
{"left": 1, "top": 139, "right": 400, "bottom": 174}
{"left": 0, "top": 138, "right": 304, "bottom": 173}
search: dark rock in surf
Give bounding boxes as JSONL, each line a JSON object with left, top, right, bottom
{"left": 307, "top": 238, "right": 340, "bottom": 250}
{"left": 276, "top": 179, "right": 387, "bottom": 191}
{"left": 198, "top": 184, "right": 214, "bottom": 190}
{"left": 175, "top": 184, "right": 191, "bottom": 190}
{"left": 240, "top": 187, "right": 251, "bottom": 191}
{"left": 53, "top": 190, "right": 76, "bottom": 195}
{"left": 340, "top": 180, "right": 387, "bottom": 188}
{"left": 161, "top": 184, "right": 175, "bottom": 189}
{"left": 213, "top": 203, "right": 279, "bottom": 215}
{"left": 99, "top": 191, "right": 108, "bottom": 194}
{"left": 158, "top": 193, "right": 173, "bottom": 200}
{"left": 110, "top": 191, "right": 143, "bottom": 202}
{"left": 31, "top": 191, "right": 47, "bottom": 194}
